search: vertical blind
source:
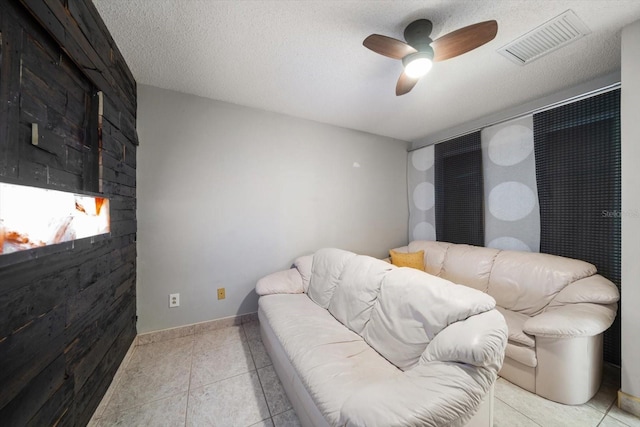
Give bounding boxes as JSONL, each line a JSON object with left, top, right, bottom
{"left": 533, "top": 89, "right": 621, "bottom": 364}
{"left": 434, "top": 131, "right": 484, "bottom": 246}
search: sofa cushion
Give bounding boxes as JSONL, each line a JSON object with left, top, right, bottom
{"left": 328, "top": 255, "right": 394, "bottom": 334}
{"left": 408, "top": 240, "right": 451, "bottom": 276}
{"left": 308, "top": 248, "right": 356, "bottom": 308}
{"left": 362, "top": 267, "right": 496, "bottom": 371}
{"left": 259, "top": 293, "right": 400, "bottom": 425}
{"left": 496, "top": 307, "right": 535, "bottom": 348}
{"left": 439, "top": 244, "right": 500, "bottom": 292}
{"left": 339, "top": 361, "right": 494, "bottom": 427}
{"left": 505, "top": 342, "right": 537, "bottom": 368}
{"left": 259, "top": 294, "right": 356, "bottom": 359}
{"left": 488, "top": 251, "right": 596, "bottom": 316}
{"left": 389, "top": 249, "right": 425, "bottom": 270}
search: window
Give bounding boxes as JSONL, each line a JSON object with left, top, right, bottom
{"left": 434, "top": 131, "right": 484, "bottom": 246}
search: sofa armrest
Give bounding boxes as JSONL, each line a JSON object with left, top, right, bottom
{"left": 422, "top": 310, "right": 507, "bottom": 372}
{"left": 255, "top": 268, "right": 304, "bottom": 296}
{"left": 339, "top": 362, "right": 495, "bottom": 427}
{"left": 548, "top": 275, "right": 620, "bottom": 308}
{"left": 523, "top": 303, "right": 618, "bottom": 338}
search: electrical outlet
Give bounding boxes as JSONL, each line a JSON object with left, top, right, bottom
{"left": 169, "top": 293, "right": 180, "bottom": 308}
{"left": 217, "top": 288, "right": 225, "bottom": 300}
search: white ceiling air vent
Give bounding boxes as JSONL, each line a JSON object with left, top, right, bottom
{"left": 498, "top": 10, "right": 591, "bottom": 65}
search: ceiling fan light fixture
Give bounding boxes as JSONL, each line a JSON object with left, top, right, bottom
{"left": 402, "top": 51, "right": 433, "bottom": 78}
{"left": 363, "top": 19, "right": 498, "bottom": 94}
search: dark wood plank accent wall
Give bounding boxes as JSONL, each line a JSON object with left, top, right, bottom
{"left": 0, "top": 1, "right": 138, "bottom": 425}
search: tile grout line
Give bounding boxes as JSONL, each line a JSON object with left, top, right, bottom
{"left": 602, "top": 374, "right": 640, "bottom": 426}
{"left": 587, "top": 392, "right": 619, "bottom": 427}
{"left": 594, "top": 411, "right": 607, "bottom": 427}
{"left": 94, "top": 339, "right": 140, "bottom": 421}
{"left": 495, "top": 381, "right": 630, "bottom": 427}
{"left": 243, "top": 322, "right": 275, "bottom": 425}
{"left": 100, "top": 337, "right": 197, "bottom": 421}
{"left": 589, "top": 380, "right": 625, "bottom": 427}
{"left": 97, "top": 323, "right": 275, "bottom": 426}
{"left": 100, "top": 391, "right": 190, "bottom": 422}
{"left": 603, "top": 396, "right": 618, "bottom": 417}
{"left": 187, "top": 327, "right": 260, "bottom": 391}
{"left": 605, "top": 404, "right": 638, "bottom": 427}
{"left": 494, "top": 395, "right": 544, "bottom": 426}
{"left": 183, "top": 335, "right": 196, "bottom": 427}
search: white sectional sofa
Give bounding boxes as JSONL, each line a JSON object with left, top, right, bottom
{"left": 256, "top": 248, "right": 508, "bottom": 427}
{"left": 392, "top": 241, "right": 620, "bottom": 405}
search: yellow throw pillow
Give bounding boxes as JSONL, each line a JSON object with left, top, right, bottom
{"left": 389, "top": 250, "right": 425, "bottom": 271}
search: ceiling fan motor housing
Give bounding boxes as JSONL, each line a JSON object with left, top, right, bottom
{"left": 404, "top": 19, "right": 434, "bottom": 52}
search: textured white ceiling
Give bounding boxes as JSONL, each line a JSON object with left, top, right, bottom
{"left": 93, "top": 0, "right": 640, "bottom": 143}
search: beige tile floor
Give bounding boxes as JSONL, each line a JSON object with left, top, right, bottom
{"left": 90, "top": 320, "right": 640, "bottom": 427}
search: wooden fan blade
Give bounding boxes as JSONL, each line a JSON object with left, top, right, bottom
{"left": 396, "top": 72, "right": 420, "bottom": 96}
{"left": 432, "top": 20, "right": 498, "bottom": 62}
{"left": 363, "top": 34, "right": 417, "bottom": 60}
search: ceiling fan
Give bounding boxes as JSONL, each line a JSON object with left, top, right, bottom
{"left": 363, "top": 19, "right": 498, "bottom": 96}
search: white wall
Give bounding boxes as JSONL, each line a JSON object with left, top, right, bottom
{"left": 621, "top": 19, "right": 640, "bottom": 398}
{"left": 136, "top": 85, "right": 409, "bottom": 333}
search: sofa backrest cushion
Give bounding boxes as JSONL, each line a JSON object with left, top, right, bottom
{"left": 488, "top": 251, "right": 596, "bottom": 315}
{"left": 293, "top": 255, "right": 313, "bottom": 293}
{"left": 362, "top": 267, "right": 496, "bottom": 371}
{"left": 439, "top": 244, "right": 500, "bottom": 292}
{"left": 328, "top": 255, "right": 395, "bottom": 334}
{"left": 408, "top": 240, "right": 451, "bottom": 276}
{"left": 308, "top": 248, "right": 356, "bottom": 309}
